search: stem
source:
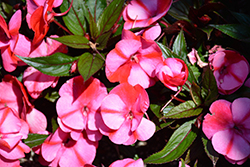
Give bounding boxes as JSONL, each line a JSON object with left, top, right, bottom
{"left": 52, "top": 19, "right": 73, "bottom": 35}
{"left": 160, "top": 87, "right": 183, "bottom": 112}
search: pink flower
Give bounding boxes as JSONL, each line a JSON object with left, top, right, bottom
{"left": 40, "top": 128, "right": 98, "bottom": 167}
{"left": 187, "top": 48, "right": 198, "bottom": 65}
{"left": 202, "top": 98, "right": 250, "bottom": 164}
{"left": 209, "top": 50, "right": 250, "bottom": 95}
{"left": 0, "top": 75, "right": 47, "bottom": 134}
{"left": 0, "top": 107, "right": 30, "bottom": 166}
{"left": 23, "top": 36, "right": 67, "bottom": 99}
{"left": 0, "top": 10, "right": 31, "bottom": 72}
{"left": 178, "top": 161, "right": 190, "bottom": 167}
{"left": 109, "top": 158, "right": 144, "bottom": 167}
{"left": 56, "top": 76, "right": 107, "bottom": 141}
{"left": 123, "top": 0, "right": 172, "bottom": 40}
{"left": 100, "top": 83, "right": 155, "bottom": 145}
{"left": 105, "top": 30, "right": 163, "bottom": 88}
{"left": 156, "top": 58, "right": 189, "bottom": 91}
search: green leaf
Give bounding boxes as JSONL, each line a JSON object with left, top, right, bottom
{"left": 84, "top": 0, "right": 107, "bottom": 22}
{"left": 96, "top": 30, "right": 113, "bottom": 50}
{"left": 202, "top": 134, "right": 219, "bottom": 167}
{"left": 190, "top": 82, "right": 202, "bottom": 106}
{"left": 60, "top": 0, "right": 86, "bottom": 35}
{"left": 168, "top": 0, "right": 190, "bottom": 21}
{"left": 209, "top": 24, "right": 250, "bottom": 42}
{"left": 24, "top": 133, "right": 48, "bottom": 148}
{"left": 150, "top": 104, "right": 163, "bottom": 119}
{"left": 163, "top": 100, "right": 203, "bottom": 119}
{"left": 77, "top": 52, "right": 104, "bottom": 81}
{"left": 51, "top": 35, "right": 90, "bottom": 49}
{"left": 16, "top": 53, "right": 79, "bottom": 77}
{"left": 51, "top": 117, "right": 59, "bottom": 133}
{"left": 157, "top": 42, "right": 180, "bottom": 59}
{"left": 200, "top": 26, "right": 214, "bottom": 40}
{"left": 97, "top": 0, "right": 124, "bottom": 36}
{"left": 172, "top": 29, "right": 188, "bottom": 62}
{"left": 201, "top": 66, "right": 218, "bottom": 106}
{"left": 144, "top": 118, "right": 197, "bottom": 164}
{"left": 44, "top": 91, "right": 60, "bottom": 103}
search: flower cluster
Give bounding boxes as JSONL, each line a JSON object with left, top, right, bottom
{"left": 1, "top": 0, "right": 250, "bottom": 166}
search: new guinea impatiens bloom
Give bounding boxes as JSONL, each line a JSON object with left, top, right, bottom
{"left": 0, "top": 10, "right": 31, "bottom": 72}
{"left": 56, "top": 76, "right": 108, "bottom": 141}
{"left": 26, "top": 0, "right": 71, "bottom": 44}
{"left": 99, "top": 83, "right": 155, "bottom": 145}
{"left": 202, "top": 98, "right": 250, "bottom": 165}
{"left": 123, "top": 0, "right": 172, "bottom": 40}
{"left": 156, "top": 58, "right": 189, "bottom": 91}
{"left": 40, "top": 128, "right": 98, "bottom": 167}
{"left": 23, "top": 35, "right": 67, "bottom": 99}
{"left": 0, "top": 107, "right": 30, "bottom": 166}
{"left": 0, "top": 75, "right": 47, "bottom": 134}
{"left": 209, "top": 50, "right": 250, "bottom": 95}
{"left": 109, "top": 158, "right": 144, "bottom": 167}
{"left": 105, "top": 29, "right": 163, "bottom": 88}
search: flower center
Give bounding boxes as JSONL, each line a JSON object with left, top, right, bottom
{"left": 233, "top": 125, "right": 243, "bottom": 135}
{"left": 131, "top": 54, "right": 139, "bottom": 63}
{"left": 126, "top": 111, "right": 134, "bottom": 120}
{"left": 82, "top": 106, "right": 89, "bottom": 117}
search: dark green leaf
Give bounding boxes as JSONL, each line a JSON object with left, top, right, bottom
{"left": 172, "top": 29, "right": 188, "bottom": 62}
{"left": 209, "top": 24, "right": 250, "bottom": 42}
{"left": 51, "top": 117, "right": 59, "bottom": 133}
{"left": 202, "top": 134, "right": 219, "bottom": 167}
{"left": 201, "top": 66, "right": 218, "bottom": 106}
{"left": 188, "top": 64, "right": 200, "bottom": 84}
{"left": 84, "top": 0, "right": 107, "bottom": 21}
{"left": 16, "top": 53, "right": 79, "bottom": 77}
{"left": 61, "top": 0, "right": 86, "bottom": 35}
{"left": 163, "top": 100, "right": 203, "bottom": 119}
{"left": 190, "top": 82, "right": 202, "bottom": 106}
{"left": 168, "top": 0, "right": 190, "bottom": 21}
{"left": 200, "top": 26, "right": 214, "bottom": 40}
{"left": 24, "top": 133, "right": 48, "bottom": 148}
{"left": 150, "top": 104, "right": 163, "bottom": 119}
{"left": 77, "top": 52, "right": 104, "bottom": 81}
{"left": 97, "top": 0, "right": 125, "bottom": 36}
{"left": 51, "top": 35, "right": 90, "bottom": 49}
{"left": 96, "top": 30, "right": 113, "bottom": 50}
{"left": 144, "top": 118, "right": 197, "bottom": 164}
{"left": 157, "top": 42, "right": 180, "bottom": 59}
{"left": 231, "top": 11, "right": 250, "bottom": 26}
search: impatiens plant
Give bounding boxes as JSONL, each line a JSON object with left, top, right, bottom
{"left": 0, "top": 0, "right": 250, "bottom": 166}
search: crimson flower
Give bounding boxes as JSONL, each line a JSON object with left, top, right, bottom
{"left": 0, "top": 75, "right": 47, "bottom": 134}
{"left": 40, "top": 128, "right": 98, "bottom": 167}
{"left": 56, "top": 76, "right": 108, "bottom": 141}
{"left": 209, "top": 50, "right": 250, "bottom": 95}
{"left": 109, "top": 158, "right": 144, "bottom": 167}
{"left": 123, "top": 0, "right": 172, "bottom": 40}
{"left": 99, "top": 83, "right": 155, "bottom": 145}
{"left": 156, "top": 58, "right": 188, "bottom": 91}
{"left": 203, "top": 98, "right": 250, "bottom": 164}
{"left": 0, "top": 107, "right": 30, "bottom": 166}
{"left": 106, "top": 29, "right": 163, "bottom": 88}
{"left": 0, "top": 10, "right": 31, "bottom": 72}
